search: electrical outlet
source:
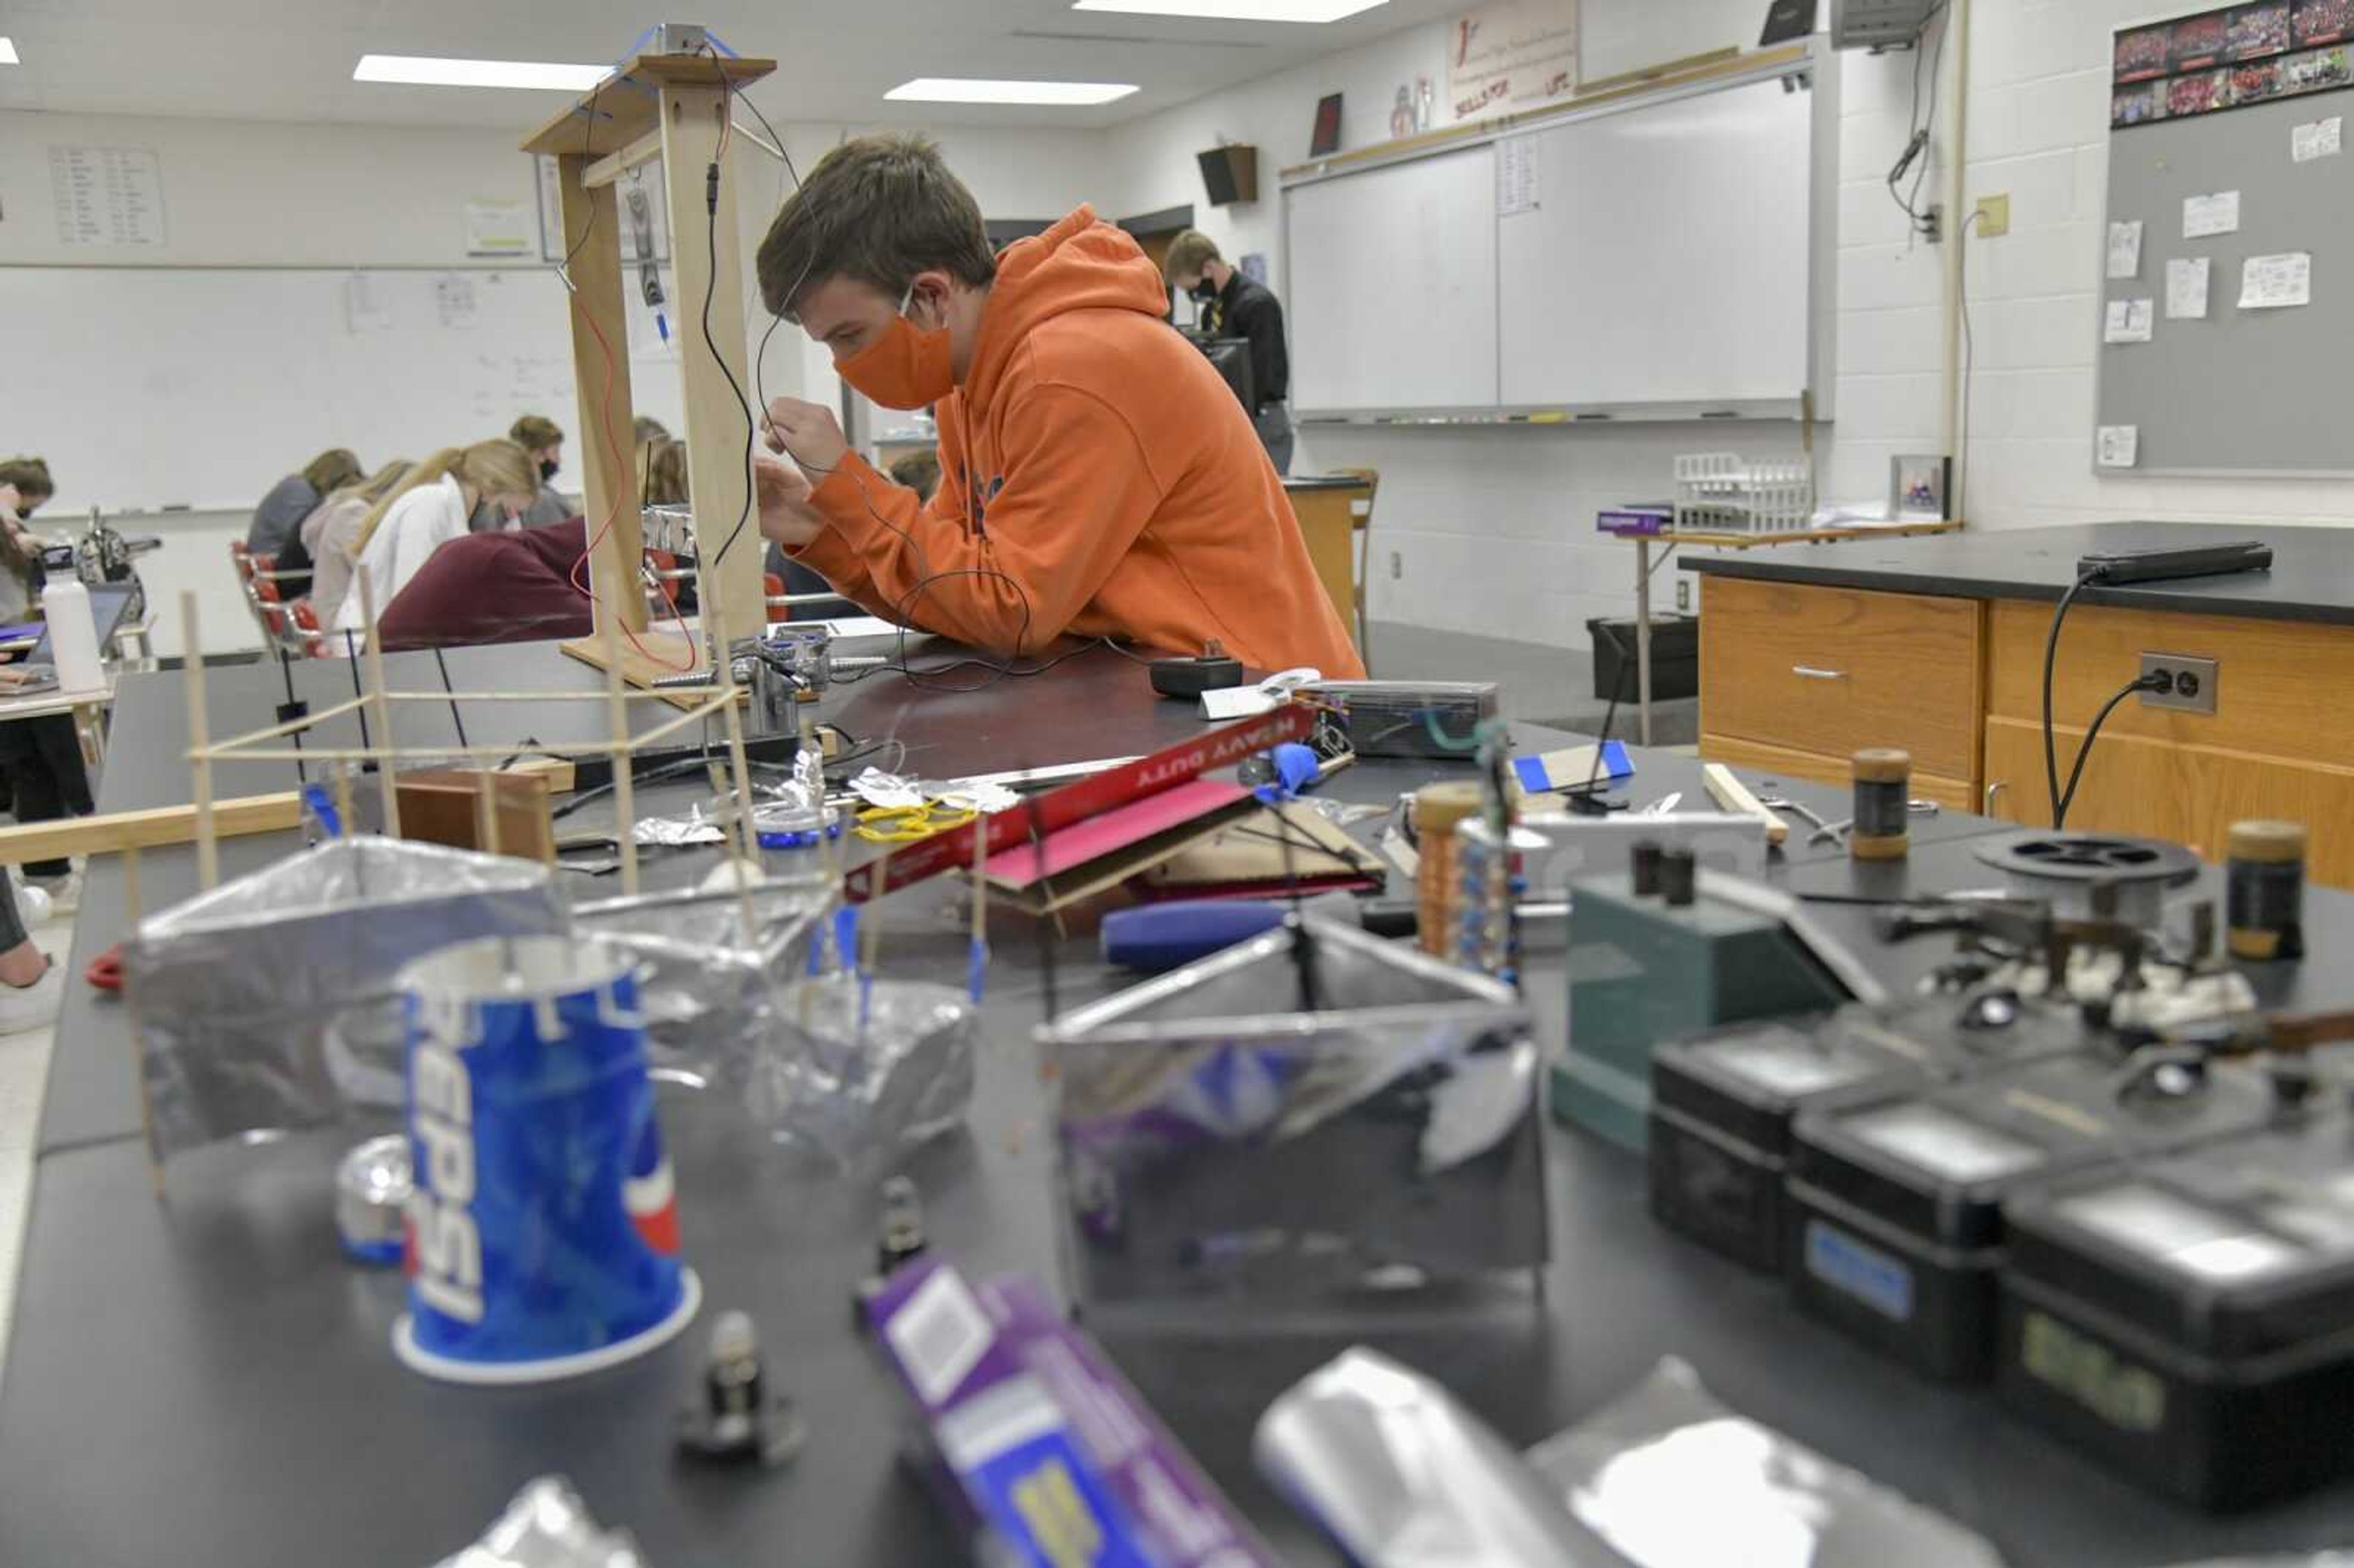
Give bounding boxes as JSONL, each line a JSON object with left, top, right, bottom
{"left": 1975, "top": 193, "right": 2011, "bottom": 237}
{"left": 2139, "top": 652, "right": 2219, "bottom": 715}
{"left": 1675, "top": 579, "right": 1691, "bottom": 613}
{"left": 1388, "top": 550, "right": 1403, "bottom": 580}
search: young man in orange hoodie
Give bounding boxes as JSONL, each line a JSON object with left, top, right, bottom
{"left": 752, "top": 134, "right": 1364, "bottom": 679}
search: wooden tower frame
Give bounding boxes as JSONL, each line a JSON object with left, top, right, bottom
{"left": 520, "top": 50, "right": 779, "bottom": 687}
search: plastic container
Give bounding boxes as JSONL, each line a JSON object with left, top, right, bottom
{"left": 40, "top": 579, "right": 103, "bottom": 693}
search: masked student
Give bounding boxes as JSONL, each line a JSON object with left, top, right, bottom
{"left": 752, "top": 134, "right": 1362, "bottom": 679}
{"left": 1163, "top": 230, "right": 1293, "bottom": 476}
{"left": 497, "top": 414, "right": 574, "bottom": 531}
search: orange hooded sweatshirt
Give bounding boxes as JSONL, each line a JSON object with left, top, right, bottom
{"left": 791, "top": 206, "right": 1365, "bottom": 678}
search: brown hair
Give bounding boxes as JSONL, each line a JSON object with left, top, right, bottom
{"left": 302, "top": 448, "right": 364, "bottom": 495}
{"left": 1162, "top": 230, "right": 1221, "bottom": 284}
{"left": 351, "top": 440, "right": 536, "bottom": 554}
{"left": 632, "top": 416, "right": 670, "bottom": 444}
{"left": 755, "top": 133, "right": 997, "bottom": 320}
{"left": 637, "top": 438, "right": 690, "bottom": 507}
{"left": 510, "top": 414, "right": 563, "bottom": 451}
{"left": 339, "top": 460, "right": 414, "bottom": 506}
{"left": 886, "top": 448, "right": 942, "bottom": 503}
{"left": 0, "top": 457, "right": 53, "bottom": 503}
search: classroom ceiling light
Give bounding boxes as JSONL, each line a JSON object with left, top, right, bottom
{"left": 0, "top": 39, "right": 19, "bottom": 65}
{"left": 352, "top": 55, "right": 611, "bottom": 91}
{"left": 885, "top": 77, "right": 1140, "bottom": 105}
{"left": 1072, "top": 0, "right": 1389, "bottom": 20}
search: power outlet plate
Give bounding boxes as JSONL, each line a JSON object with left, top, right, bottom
{"left": 1675, "top": 579, "right": 1691, "bottom": 613}
{"left": 1975, "top": 193, "right": 2011, "bottom": 237}
{"left": 2140, "top": 652, "right": 2219, "bottom": 714}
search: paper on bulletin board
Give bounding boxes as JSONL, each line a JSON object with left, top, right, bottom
{"left": 434, "top": 274, "right": 478, "bottom": 329}
{"left": 464, "top": 197, "right": 534, "bottom": 257}
{"left": 1498, "top": 137, "right": 1540, "bottom": 216}
{"left": 2106, "top": 220, "right": 2143, "bottom": 280}
{"left": 47, "top": 145, "right": 167, "bottom": 248}
{"left": 2165, "top": 256, "right": 2211, "bottom": 318}
{"left": 1447, "top": 0, "right": 1579, "bottom": 120}
{"left": 2103, "top": 299, "right": 2155, "bottom": 343}
{"left": 2097, "top": 426, "right": 2139, "bottom": 469}
{"left": 2239, "top": 251, "right": 2312, "bottom": 309}
{"left": 341, "top": 272, "right": 393, "bottom": 335}
{"left": 2293, "top": 115, "right": 2343, "bottom": 162}
{"left": 2182, "top": 190, "right": 2241, "bottom": 238}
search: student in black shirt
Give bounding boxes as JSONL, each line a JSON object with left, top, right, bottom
{"left": 1164, "top": 231, "right": 1293, "bottom": 475}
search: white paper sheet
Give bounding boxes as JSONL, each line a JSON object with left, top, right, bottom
{"left": 2097, "top": 426, "right": 2140, "bottom": 469}
{"left": 2103, "top": 298, "right": 2155, "bottom": 343}
{"left": 2106, "top": 220, "right": 2144, "bottom": 280}
{"left": 2239, "top": 252, "right": 2313, "bottom": 309}
{"left": 463, "top": 197, "right": 534, "bottom": 257}
{"left": 47, "top": 145, "right": 167, "bottom": 248}
{"left": 1498, "top": 137, "right": 1540, "bottom": 218}
{"left": 2293, "top": 116, "right": 2344, "bottom": 162}
{"left": 2183, "top": 191, "right": 2242, "bottom": 238}
{"left": 341, "top": 272, "right": 392, "bottom": 335}
{"left": 2165, "top": 256, "right": 2211, "bottom": 319}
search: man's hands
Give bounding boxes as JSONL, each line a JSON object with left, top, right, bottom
{"left": 754, "top": 454, "right": 823, "bottom": 549}
{"left": 763, "top": 397, "right": 850, "bottom": 481}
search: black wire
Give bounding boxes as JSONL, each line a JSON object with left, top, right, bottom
{"left": 829, "top": 635, "right": 1105, "bottom": 690}
{"left": 731, "top": 83, "right": 800, "bottom": 188}
{"left": 2041, "top": 572, "right": 2103, "bottom": 827}
{"left": 1582, "top": 645, "right": 1632, "bottom": 796}
{"left": 275, "top": 646, "right": 309, "bottom": 786}
{"left": 558, "top": 76, "right": 609, "bottom": 276}
{"left": 2057, "top": 674, "right": 2166, "bottom": 831}
{"left": 1098, "top": 639, "right": 1159, "bottom": 665}
{"left": 343, "top": 628, "right": 371, "bottom": 757}
{"left": 432, "top": 647, "right": 468, "bottom": 751}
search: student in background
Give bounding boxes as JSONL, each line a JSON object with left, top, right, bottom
{"left": 753, "top": 135, "right": 1359, "bottom": 676}
{"left": 1162, "top": 232, "right": 1293, "bottom": 476}
{"left": 335, "top": 441, "right": 536, "bottom": 631}
{"left": 248, "top": 448, "right": 363, "bottom": 557}
{"left": 633, "top": 416, "right": 671, "bottom": 444}
{"left": 0, "top": 463, "right": 94, "bottom": 910}
{"left": 886, "top": 447, "right": 942, "bottom": 501}
{"left": 303, "top": 460, "right": 411, "bottom": 630}
{"left": 0, "top": 870, "right": 61, "bottom": 1034}
{"left": 378, "top": 517, "right": 593, "bottom": 652}
{"left": 505, "top": 414, "right": 574, "bottom": 530}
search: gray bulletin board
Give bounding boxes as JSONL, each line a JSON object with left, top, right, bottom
{"left": 2098, "top": 87, "right": 2354, "bottom": 475}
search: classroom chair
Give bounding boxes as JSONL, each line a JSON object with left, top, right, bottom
{"left": 1329, "top": 465, "right": 1379, "bottom": 672}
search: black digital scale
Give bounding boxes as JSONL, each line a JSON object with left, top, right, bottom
{"left": 1998, "top": 1095, "right": 2354, "bottom": 1509}
{"left": 1648, "top": 990, "right": 2089, "bottom": 1273}
{"left": 1786, "top": 1052, "right": 2301, "bottom": 1382}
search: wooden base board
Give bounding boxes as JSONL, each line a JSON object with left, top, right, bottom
{"left": 0, "top": 759, "right": 576, "bottom": 866}
{"left": 560, "top": 631, "right": 718, "bottom": 711}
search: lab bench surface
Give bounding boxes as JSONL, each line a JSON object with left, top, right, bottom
{"left": 9, "top": 632, "right": 2354, "bottom": 1566}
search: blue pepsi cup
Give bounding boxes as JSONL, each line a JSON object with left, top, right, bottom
{"left": 392, "top": 936, "right": 700, "bottom": 1385}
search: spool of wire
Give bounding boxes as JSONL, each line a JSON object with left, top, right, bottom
{"left": 1412, "top": 782, "right": 1485, "bottom": 959}
{"left": 2226, "top": 820, "right": 2306, "bottom": 962}
{"left": 1851, "top": 747, "right": 1913, "bottom": 862}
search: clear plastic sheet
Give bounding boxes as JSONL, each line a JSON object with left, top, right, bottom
{"left": 573, "top": 880, "right": 833, "bottom": 1098}
{"left": 124, "top": 839, "right": 568, "bottom": 1162}
{"left": 1255, "top": 1347, "right": 1630, "bottom": 1566}
{"left": 430, "top": 1476, "right": 647, "bottom": 1568}
{"left": 1038, "top": 918, "right": 1547, "bottom": 1302}
{"left": 747, "top": 975, "right": 978, "bottom": 1173}
{"left": 1526, "top": 1358, "right": 2008, "bottom": 1568}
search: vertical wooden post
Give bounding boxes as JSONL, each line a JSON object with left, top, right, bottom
{"left": 600, "top": 609, "right": 641, "bottom": 897}
{"left": 356, "top": 567, "right": 401, "bottom": 839}
{"left": 703, "top": 590, "right": 763, "bottom": 946}
{"left": 659, "top": 82, "right": 768, "bottom": 660}
{"left": 554, "top": 149, "right": 648, "bottom": 639}
{"left": 179, "top": 592, "right": 218, "bottom": 891}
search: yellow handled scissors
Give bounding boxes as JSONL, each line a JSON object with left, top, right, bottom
{"left": 853, "top": 801, "right": 978, "bottom": 843}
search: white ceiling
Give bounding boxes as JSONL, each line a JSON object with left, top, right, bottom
{"left": 0, "top": 0, "right": 1466, "bottom": 130}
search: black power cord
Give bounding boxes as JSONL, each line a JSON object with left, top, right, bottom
{"left": 2040, "top": 568, "right": 2108, "bottom": 827}
{"left": 2056, "top": 670, "right": 2169, "bottom": 831}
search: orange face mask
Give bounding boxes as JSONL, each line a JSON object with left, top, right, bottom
{"left": 837, "top": 284, "right": 955, "bottom": 410}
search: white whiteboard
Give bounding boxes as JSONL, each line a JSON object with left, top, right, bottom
{"left": 1498, "top": 77, "right": 1813, "bottom": 408}
{"left": 0, "top": 267, "right": 688, "bottom": 514}
{"left": 1286, "top": 145, "right": 1499, "bottom": 413}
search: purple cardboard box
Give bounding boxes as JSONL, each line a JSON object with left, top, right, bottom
{"left": 866, "top": 1258, "right": 1278, "bottom": 1568}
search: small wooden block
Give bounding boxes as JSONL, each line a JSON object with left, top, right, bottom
{"left": 394, "top": 770, "right": 557, "bottom": 865}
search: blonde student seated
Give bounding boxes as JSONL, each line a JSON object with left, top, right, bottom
{"left": 335, "top": 441, "right": 538, "bottom": 631}
{"left": 302, "top": 460, "right": 411, "bottom": 630}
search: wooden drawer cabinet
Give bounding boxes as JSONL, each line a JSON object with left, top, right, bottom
{"left": 1984, "top": 717, "right": 2354, "bottom": 887}
{"left": 1699, "top": 577, "right": 1984, "bottom": 785}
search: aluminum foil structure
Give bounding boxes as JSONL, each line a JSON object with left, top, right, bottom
{"left": 1526, "top": 1358, "right": 2006, "bottom": 1568}
{"left": 429, "top": 1475, "right": 647, "bottom": 1568}
{"left": 125, "top": 839, "right": 566, "bottom": 1162}
{"left": 1256, "top": 1347, "right": 1628, "bottom": 1567}
{"left": 1040, "top": 916, "right": 1547, "bottom": 1305}
{"left": 750, "top": 975, "right": 980, "bottom": 1173}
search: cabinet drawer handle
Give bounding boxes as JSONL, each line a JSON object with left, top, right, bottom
{"left": 1985, "top": 782, "right": 2008, "bottom": 814}
{"left": 1791, "top": 666, "right": 1847, "bottom": 681}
